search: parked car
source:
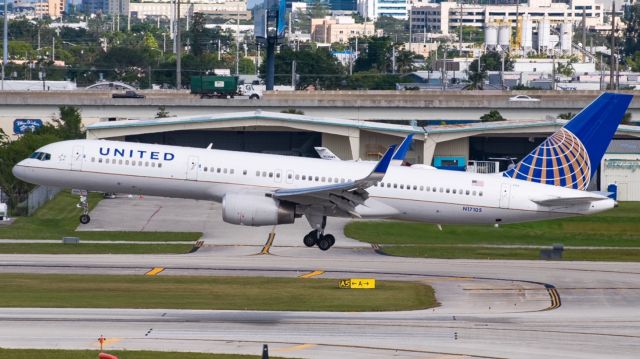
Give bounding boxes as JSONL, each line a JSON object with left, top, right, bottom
{"left": 112, "top": 91, "right": 145, "bottom": 99}
{"left": 508, "top": 95, "right": 540, "bottom": 102}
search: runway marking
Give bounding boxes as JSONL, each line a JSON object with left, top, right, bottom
{"left": 273, "top": 343, "right": 317, "bottom": 353}
{"left": 543, "top": 286, "right": 562, "bottom": 311}
{"left": 299, "top": 270, "right": 325, "bottom": 278}
{"left": 145, "top": 267, "right": 165, "bottom": 276}
{"left": 258, "top": 231, "right": 276, "bottom": 255}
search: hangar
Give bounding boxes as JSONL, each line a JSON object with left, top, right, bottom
{"left": 86, "top": 110, "right": 640, "bottom": 200}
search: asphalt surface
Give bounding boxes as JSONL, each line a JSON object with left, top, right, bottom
{"left": 0, "top": 196, "right": 638, "bottom": 358}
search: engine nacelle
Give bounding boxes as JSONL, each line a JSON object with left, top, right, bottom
{"left": 222, "top": 193, "right": 296, "bottom": 226}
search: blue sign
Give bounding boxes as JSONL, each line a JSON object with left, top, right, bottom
{"left": 14, "top": 119, "right": 43, "bottom": 134}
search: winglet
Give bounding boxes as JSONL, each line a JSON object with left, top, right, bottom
{"left": 391, "top": 134, "right": 414, "bottom": 165}
{"left": 372, "top": 144, "right": 397, "bottom": 175}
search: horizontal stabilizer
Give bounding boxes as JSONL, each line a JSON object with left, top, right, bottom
{"left": 532, "top": 194, "right": 609, "bottom": 207}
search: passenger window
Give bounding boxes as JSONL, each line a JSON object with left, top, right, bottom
{"left": 230, "top": 169, "right": 234, "bottom": 174}
{"left": 479, "top": 191, "right": 483, "bottom": 196}
{"left": 446, "top": 189, "right": 450, "bottom": 193}
{"left": 433, "top": 187, "right": 436, "bottom": 192}
{"left": 466, "top": 190, "right": 470, "bottom": 195}
{"left": 204, "top": 167, "right": 208, "bottom": 172}
{"left": 138, "top": 161, "right": 142, "bottom": 166}
{"left": 218, "top": 168, "right": 222, "bottom": 174}
{"left": 308, "top": 176, "right": 313, "bottom": 181}
{"left": 145, "top": 161, "right": 149, "bottom": 167}
{"left": 295, "top": 174, "right": 300, "bottom": 180}
{"left": 341, "top": 178, "right": 346, "bottom": 183}
{"left": 302, "top": 175, "right": 306, "bottom": 180}
{"left": 387, "top": 183, "right": 391, "bottom": 188}
{"left": 413, "top": 185, "right": 417, "bottom": 190}
{"left": 99, "top": 158, "right": 103, "bottom": 163}
{"left": 321, "top": 176, "right": 326, "bottom": 182}
{"left": 125, "top": 160, "right": 129, "bottom": 165}
{"left": 288, "top": 174, "right": 292, "bottom": 179}
{"left": 276, "top": 173, "right": 280, "bottom": 178}
{"left": 243, "top": 170, "right": 247, "bottom": 175}
{"left": 256, "top": 171, "right": 260, "bottom": 176}
{"left": 439, "top": 188, "right": 443, "bottom": 193}
{"left": 158, "top": 163, "right": 162, "bottom": 168}
{"left": 223, "top": 168, "right": 228, "bottom": 174}
{"left": 452, "top": 189, "right": 456, "bottom": 194}
{"left": 268, "top": 172, "right": 273, "bottom": 178}
{"left": 262, "top": 171, "right": 267, "bottom": 177}
{"left": 334, "top": 178, "right": 338, "bottom": 183}
{"left": 314, "top": 176, "right": 319, "bottom": 181}
{"left": 472, "top": 190, "right": 477, "bottom": 196}
{"left": 119, "top": 159, "right": 123, "bottom": 165}
{"left": 419, "top": 186, "right": 423, "bottom": 191}
{"left": 394, "top": 184, "right": 398, "bottom": 188}
{"left": 151, "top": 162, "right": 156, "bottom": 167}
{"left": 400, "top": 184, "right": 404, "bottom": 189}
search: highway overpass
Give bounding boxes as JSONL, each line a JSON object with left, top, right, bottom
{"left": 0, "top": 90, "right": 638, "bottom": 136}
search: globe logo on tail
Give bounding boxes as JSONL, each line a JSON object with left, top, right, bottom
{"left": 503, "top": 128, "right": 591, "bottom": 190}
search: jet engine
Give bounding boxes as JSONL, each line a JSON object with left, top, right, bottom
{"left": 222, "top": 193, "right": 296, "bottom": 226}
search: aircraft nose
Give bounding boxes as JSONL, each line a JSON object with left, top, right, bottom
{"left": 12, "top": 162, "right": 30, "bottom": 182}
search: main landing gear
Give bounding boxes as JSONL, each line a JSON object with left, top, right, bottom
{"left": 77, "top": 194, "right": 91, "bottom": 224}
{"left": 303, "top": 215, "right": 335, "bottom": 251}
{"left": 303, "top": 230, "right": 336, "bottom": 251}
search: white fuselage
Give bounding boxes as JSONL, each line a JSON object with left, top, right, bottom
{"left": 13, "top": 139, "right": 615, "bottom": 225}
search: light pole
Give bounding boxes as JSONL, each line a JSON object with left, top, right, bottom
{"left": 3, "top": 0, "right": 9, "bottom": 90}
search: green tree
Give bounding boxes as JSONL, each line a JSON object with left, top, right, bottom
{"left": 0, "top": 107, "right": 84, "bottom": 211}
{"left": 238, "top": 58, "right": 256, "bottom": 74}
{"left": 156, "top": 106, "right": 170, "bottom": 118}
{"left": 354, "top": 36, "right": 393, "bottom": 73}
{"left": 281, "top": 108, "right": 305, "bottom": 115}
{"left": 558, "top": 112, "right": 575, "bottom": 120}
{"left": 480, "top": 110, "right": 506, "bottom": 122}
{"left": 259, "top": 46, "right": 345, "bottom": 89}
{"left": 375, "top": 16, "right": 408, "bottom": 42}
{"left": 623, "top": 4, "right": 640, "bottom": 58}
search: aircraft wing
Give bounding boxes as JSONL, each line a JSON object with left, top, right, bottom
{"left": 271, "top": 145, "right": 396, "bottom": 217}
{"left": 531, "top": 194, "right": 610, "bottom": 207}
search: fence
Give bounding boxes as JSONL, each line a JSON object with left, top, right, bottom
{"left": 27, "top": 186, "right": 61, "bottom": 216}
{"left": 466, "top": 160, "right": 500, "bottom": 174}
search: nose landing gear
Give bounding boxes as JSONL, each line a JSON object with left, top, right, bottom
{"left": 77, "top": 194, "right": 90, "bottom": 224}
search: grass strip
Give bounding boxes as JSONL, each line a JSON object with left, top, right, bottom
{"left": 0, "top": 192, "right": 201, "bottom": 242}
{"left": 0, "top": 243, "right": 193, "bottom": 254}
{"left": 0, "top": 273, "right": 437, "bottom": 312}
{"left": 346, "top": 202, "right": 640, "bottom": 248}
{"left": 381, "top": 245, "right": 640, "bottom": 261}
{"left": 0, "top": 348, "right": 279, "bottom": 359}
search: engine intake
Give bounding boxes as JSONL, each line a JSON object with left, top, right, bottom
{"left": 222, "top": 193, "right": 296, "bottom": 226}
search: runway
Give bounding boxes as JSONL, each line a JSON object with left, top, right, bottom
{"left": 1, "top": 197, "right": 639, "bottom": 358}
{"left": 1, "top": 246, "right": 640, "bottom": 358}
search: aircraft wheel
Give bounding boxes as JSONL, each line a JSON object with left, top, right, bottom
{"left": 79, "top": 214, "right": 91, "bottom": 224}
{"left": 317, "top": 237, "right": 331, "bottom": 251}
{"left": 303, "top": 232, "right": 316, "bottom": 247}
{"left": 324, "top": 234, "right": 335, "bottom": 247}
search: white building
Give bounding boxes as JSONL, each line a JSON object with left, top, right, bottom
{"left": 357, "top": 0, "right": 409, "bottom": 21}
{"left": 130, "top": 0, "right": 247, "bottom": 19}
{"left": 410, "top": 0, "right": 606, "bottom": 36}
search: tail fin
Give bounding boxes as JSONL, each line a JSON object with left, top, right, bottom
{"left": 503, "top": 92, "right": 633, "bottom": 190}
{"left": 391, "top": 134, "right": 414, "bottom": 165}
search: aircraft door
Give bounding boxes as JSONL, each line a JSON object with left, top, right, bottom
{"left": 71, "top": 145, "right": 83, "bottom": 171}
{"left": 499, "top": 183, "right": 511, "bottom": 209}
{"left": 186, "top": 156, "right": 198, "bottom": 181}
{"left": 285, "top": 170, "right": 294, "bottom": 184}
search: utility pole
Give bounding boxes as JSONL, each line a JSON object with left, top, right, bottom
{"left": 52, "top": 37, "right": 55, "bottom": 61}
{"left": 500, "top": 51, "right": 505, "bottom": 90}
{"left": 582, "top": 7, "right": 586, "bottom": 50}
{"left": 409, "top": 6, "right": 412, "bottom": 53}
{"left": 2, "top": 0, "right": 8, "bottom": 90}
{"left": 552, "top": 53, "right": 556, "bottom": 90}
{"left": 609, "top": 1, "right": 615, "bottom": 90}
{"left": 599, "top": 53, "right": 604, "bottom": 90}
{"left": 291, "top": 60, "right": 296, "bottom": 90}
{"left": 235, "top": 4, "right": 240, "bottom": 75}
{"left": 218, "top": 39, "right": 221, "bottom": 60}
{"left": 458, "top": 2, "right": 462, "bottom": 55}
{"left": 176, "top": 0, "right": 181, "bottom": 89}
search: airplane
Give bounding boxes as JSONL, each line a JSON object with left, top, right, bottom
{"left": 12, "top": 93, "right": 633, "bottom": 251}
{"left": 315, "top": 134, "right": 414, "bottom": 166}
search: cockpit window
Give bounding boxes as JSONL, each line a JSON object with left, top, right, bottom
{"left": 29, "top": 152, "right": 51, "bottom": 161}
